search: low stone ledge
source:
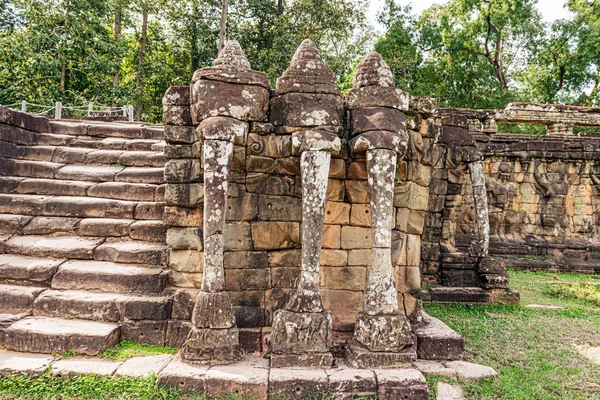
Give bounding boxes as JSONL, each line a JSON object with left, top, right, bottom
{"left": 0, "top": 349, "right": 500, "bottom": 398}
{"left": 412, "top": 313, "right": 464, "bottom": 361}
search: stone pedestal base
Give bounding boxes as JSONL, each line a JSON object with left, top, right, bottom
{"left": 346, "top": 341, "right": 416, "bottom": 369}
{"left": 180, "top": 327, "right": 241, "bottom": 365}
{"left": 270, "top": 309, "right": 333, "bottom": 368}
{"left": 192, "top": 291, "right": 236, "bottom": 329}
{"left": 353, "top": 312, "right": 411, "bottom": 352}
{"left": 270, "top": 352, "right": 334, "bottom": 369}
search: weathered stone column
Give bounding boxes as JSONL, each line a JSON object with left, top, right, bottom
{"left": 345, "top": 52, "right": 414, "bottom": 368}
{"left": 269, "top": 39, "right": 344, "bottom": 368}
{"left": 468, "top": 160, "right": 489, "bottom": 257}
{"left": 181, "top": 41, "right": 270, "bottom": 365}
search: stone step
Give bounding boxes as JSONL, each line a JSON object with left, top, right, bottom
{"left": 37, "top": 132, "right": 164, "bottom": 152}
{"left": 0, "top": 235, "right": 104, "bottom": 259}
{"left": 94, "top": 240, "right": 167, "bottom": 265}
{"left": 17, "top": 146, "right": 165, "bottom": 168}
{"left": 50, "top": 121, "right": 164, "bottom": 140}
{"left": 0, "top": 194, "right": 161, "bottom": 220}
{"left": 412, "top": 313, "right": 465, "bottom": 361}
{"left": 33, "top": 290, "right": 171, "bottom": 322}
{"left": 0, "top": 254, "right": 64, "bottom": 286}
{"left": 0, "top": 215, "right": 166, "bottom": 242}
{"left": 51, "top": 260, "right": 167, "bottom": 294}
{"left": 0, "top": 285, "right": 46, "bottom": 315}
{"left": 0, "top": 214, "right": 33, "bottom": 234}
{"left": 1, "top": 159, "right": 164, "bottom": 184}
{"left": 3, "top": 316, "right": 120, "bottom": 356}
{"left": 0, "top": 178, "right": 164, "bottom": 202}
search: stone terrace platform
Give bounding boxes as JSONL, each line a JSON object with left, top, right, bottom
{"left": 0, "top": 350, "right": 497, "bottom": 399}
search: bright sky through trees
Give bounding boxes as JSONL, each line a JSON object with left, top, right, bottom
{"left": 367, "top": 0, "right": 574, "bottom": 32}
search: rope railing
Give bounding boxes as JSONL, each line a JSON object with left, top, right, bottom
{"left": 1, "top": 100, "right": 134, "bottom": 122}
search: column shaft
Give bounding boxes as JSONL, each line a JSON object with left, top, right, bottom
{"left": 202, "top": 139, "right": 233, "bottom": 293}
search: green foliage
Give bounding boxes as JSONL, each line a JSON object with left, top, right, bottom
{"left": 376, "top": 0, "right": 600, "bottom": 109}
{"left": 97, "top": 339, "right": 178, "bottom": 361}
{"left": 0, "top": 0, "right": 369, "bottom": 122}
{"left": 0, "top": 372, "right": 183, "bottom": 399}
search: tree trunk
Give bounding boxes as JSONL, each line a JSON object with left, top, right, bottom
{"left": 277, "top": 0, "right": 283, "bottom": 14}
{"left": 112, "top": 4, "right": 122, "bottom": 107}
{"left": 191, "top": 3, "right": 199, "bottom": 72}
{"left": 218, "top": 0, "right": 228, "bottom": 52}
{"left": 60, "top": 0, "right": 70, "bottom": 95}
{"left": 135, "top": 7, "right": 148, "bottom": 121}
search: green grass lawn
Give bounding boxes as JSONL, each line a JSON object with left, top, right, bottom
{"left": 2, "top": 270, "right": 600, "bottom": 399}
{"left": 426, "top": 270, "right": 600, "bottom": 399}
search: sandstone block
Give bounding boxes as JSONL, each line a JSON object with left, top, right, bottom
{"left": 246, "top": 173, "right": 295, "bottom": 196}
{"left": 164, "top": 159, "right": 202, "bottom": 183}
{"left": 394, "top": 182, "right": 429, "bottom": 210}
{"left": 205, "top": 357, "right": 269, "bottom": 399}
{"left": 270, "top": 93, "right": 344, "bottom": 128}
{"left": 320, "top": 249, "right": 348, "bottom": 267}
{"left": 341, "top": 226, "right": 372, "bottom": 249}
{"left": 223, "top": 222, "right": 253, "bottom": 251}
{"left": 164, "top": 125, "right": 196, "bottom": 144}
{"left": 258, "top": 195, "right": 302, "bottom": 221}
{"left": 322, "top": 266, "right": 365, "bottom": 290}
{"left": 324, "top": 201, "right": 350, "bottom": 224}
{"left": 192, "top": 80, "right": 269, "bottom": 122}
{"left": 163, "top": 105, "right": 192, "bottom": 126}
{"left": 181, "top": 326, "right": 242, "bottom": 365}
{"left": 169, "top": 249, "right": 203, "bottom": 273}
{"left": 226, "top": 268, "right": 270, "bottom": 291}
{"left": 351, "top": 107, "right": 406, "bottom": 136}
{"left": 270, "top": 310, "right": 332, "bottom": 354}
{"left": 322, "top": 224, "right": 341, "bottom": 249}
{"left": 375, "top": 368, "right": 429, "bottom": 400}
{"left": 251, "top": 222, "right": 300, "bottom": 250}
{"left": 269, "top": 368, "right": 329, "bottom": 399}
{"left": 322, "top": 289, "right": 362, "bottom": 331}
{"left": 346, "top": 343, "right": 416, "bottom": 369}
{"left": 345, "top": 180, "right": 370, "bottom": 203}
{"left": 166, "top": 227, "right": 202, "bottom": 250}
{"left": 163, "top": 206, "right": 202, "bottom": 227}
{"left": 348, "top": 249, "right": 371, "bottom": 266}
{"left": 353, "top": 312, "right": 411, "bottom": 352}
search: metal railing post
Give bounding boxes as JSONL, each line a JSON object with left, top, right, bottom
{"left": 21, "top": 101, "right": 26, "bottom": 112}
{"left": 88, "top": 103, "right": 93, "bottom": 117}
{"left": 128, "top": 105, "right": 134, "bottom": 122}
{"left": 55, "top": 101, "right": 62, "bottom": 120}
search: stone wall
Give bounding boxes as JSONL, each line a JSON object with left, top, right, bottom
{"left": 447, "top": 104, "right": 600, "bottom": 275}
{"left": 161, "top": 47, "right": 445, "bottom": 339}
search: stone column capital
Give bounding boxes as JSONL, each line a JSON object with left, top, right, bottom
{"left": 291, "top": 129, "right": 341, "bottom": 155}
{"left": 350, "top": 130, "right": 408, "bottom": 156}
{"left": 197, "top": 116, "right": 249, "bottom": 146}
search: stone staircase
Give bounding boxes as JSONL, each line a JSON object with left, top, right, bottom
{"left": 0, "top": 116, "right": 172, "bottom": 356}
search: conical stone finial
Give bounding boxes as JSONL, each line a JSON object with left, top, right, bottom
{"left": 213, "top": 40, "right": 251, "bottom": 70}
{"left": 353, "top": 52, "right": 394, "bottom": 89}
{"left": 276, "top": 39, "right": 339, "bottom": 94}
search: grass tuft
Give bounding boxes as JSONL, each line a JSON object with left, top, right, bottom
{"left": 97, "top": 339, "right": 178, "bottom": 361}
{"left": 548, "top": 282, "right": 600, "bottom": 306}
{"left": 0, "top": 372, "right": 184, "bottom": 400}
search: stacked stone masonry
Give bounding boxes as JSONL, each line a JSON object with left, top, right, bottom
{"left": 161, "top": 42, "right": 452, "bottom": 356}
{"left": 447, "top": 104, "right": 600, "bottom": 279}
